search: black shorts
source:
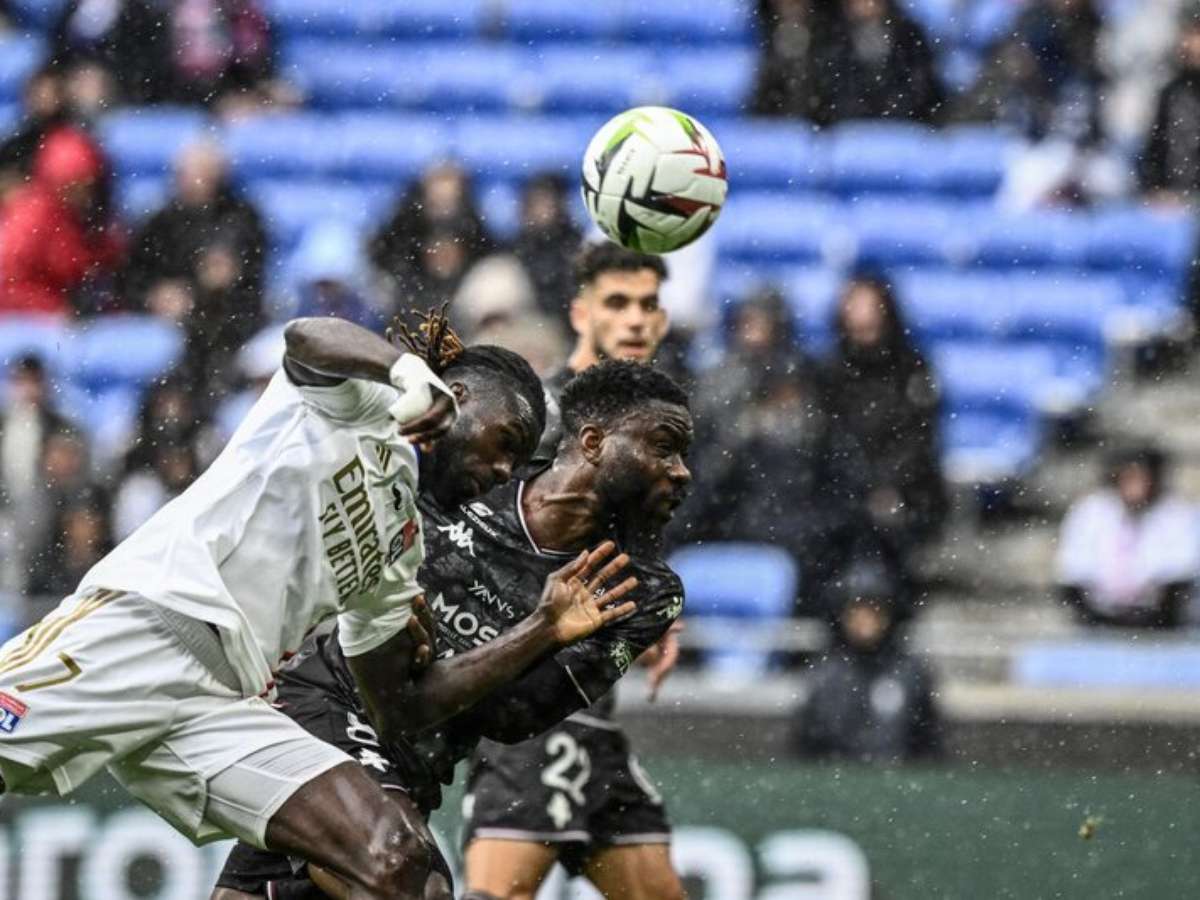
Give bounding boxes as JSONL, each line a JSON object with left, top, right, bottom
{"left": 463, "top": 717, "right": 671, "bottom": 877}
{"left": 214, "top": 675, "right": 449, "bottom": 896}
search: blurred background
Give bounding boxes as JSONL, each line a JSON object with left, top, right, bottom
{"left": 0, "top": 0, "right": 1199, "bottom": 896}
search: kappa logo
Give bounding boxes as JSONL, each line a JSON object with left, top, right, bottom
{"left": 437, "top": 521, "right": 476, "bottom": 556}
{"left": 657, "top": 595, "right": 684, "bottom": 620}
{"left": 467, "top": 501, "right": 492, "bottom": 518}
{"left": 0, "top": 691, "right": 27, "bottom": 734}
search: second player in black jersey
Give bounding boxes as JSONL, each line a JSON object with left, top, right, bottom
{"left": 215, "top": 359, "right": 692, "bottom": 899}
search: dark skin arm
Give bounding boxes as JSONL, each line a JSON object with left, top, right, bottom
{"left": 347, "top": 541, "right": 637, "bottom": 743}
{"left": 282, "top": 316, "right": 456, "bottom": 447}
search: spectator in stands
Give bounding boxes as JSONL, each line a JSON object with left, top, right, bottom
{"left": 1140, "top": 10, "right": 1200, "bottom": 204}
{"left": 686, "top": 288, "right": 866, "bottom": 607}
{"left": 123, "top": 141, "right": 265, "bottom": 381}
{"left": 511, "top": 173, "right": 581, "bottom": 322}
{"left": 790, "top": 560, "right": 942, "bottom": 763}
{"left": 51, "top": 0, "right": 282, "bottom": 113}
{"left": 821, "top": 274, "right": 947, "bottom": 570}
{"left": 113, "top": 442, "right": 197, "bottom": 539}
{"left": 752, "top": 0, "right": 823, "bottom": 119}
{"left": 0, "top": 126, "right": 125, "bottom": 316}
{"left": 0, "top": 66, "right": 67, "bottom": 204}
{"left": 369, "top": 161, "right": 492, "bottom": 305}
{"left": 121, "top": 377, "right": 206, "bottom": 478}
{"left": 1056, "top": 444, "right": 1199, "bottom": 628}
{"left": 27, "top": 485, "right": 112, "bottom": 597}
{"left": 814, "top": 0, "right": 943, "bottom": 125}
{"left": 281, "top": 220, "right": 387, "bottom": 331}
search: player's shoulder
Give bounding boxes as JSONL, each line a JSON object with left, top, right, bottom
{"left": 629, "top": 553, "right": 686, "bottom": 621}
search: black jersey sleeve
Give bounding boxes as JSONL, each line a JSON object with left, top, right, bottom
{"left": 552, "top": 579, "right": 685, "bottom": 705}
{"left": 456, "top": 580, "right": 684, "bottom": 743}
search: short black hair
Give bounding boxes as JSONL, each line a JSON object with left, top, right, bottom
{"left": 447, "top": 345, "right": 547, "bottom": 438}
{"left": 560, "top": 360, "right": 688, "bottom": 437}
{"left": 574, "top": 241, "right": 668, "bottom": 290}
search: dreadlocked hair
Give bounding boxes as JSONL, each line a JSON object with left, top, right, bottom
{"left": 386, "top": 305, "right": 547, "bottom": 438}
{"left": 386, "top": 303, "right": 465, "bottom": 375}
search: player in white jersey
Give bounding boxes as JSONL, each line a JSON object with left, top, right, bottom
{"left": 0, "top": 311, "right": 641, "bottom": 899}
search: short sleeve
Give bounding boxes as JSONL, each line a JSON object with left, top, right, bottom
{"left": 337, "top": 594, "right": 417, "bottom": 658}
{"left": 552, "top": 582, "right": 684, "bottom": 705}
{"left": 293, "top": 378, "right": 400, "bottom": 424}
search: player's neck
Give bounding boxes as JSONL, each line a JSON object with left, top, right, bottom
{"left": 521, "top": 463, "right": 605, "bottom": 553}
{"left": 566, "top": 343, "right": 598, "bottom": 372}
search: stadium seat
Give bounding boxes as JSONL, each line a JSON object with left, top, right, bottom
{"left": 940, "top": 407, "right": 1042, "bottom": 484}
{"left": 67, "top": 316, "right": 185, "bottom": 391}
{"left": 970, "top": 210, "right": 1093, "bottom": 269}
{"left": 846, "top": 198, "right": 959, "bottom": 267}
{"left": 717, "top": 194, "right": 847, "bottom": 265}
{"left": 1085, "top": 206, "right": 1197, "bottom": 282}
{"left": 931, "top": 341, "right": 1064, "bottom": 414}
{"left": 6, "top": 0, "right": 68, "bottom": 28}
{"left": 500, "top": 0, "right": 619, "bottom": 41}
{"left": 622, "top": 0, "right": 754, "bottom": 44}
{"left": 0, "top": 103, "right": 18, "bottom": 140}
{"left": 114, "top": 174, "right": 170, "bottom": 222}
{"left": 477, "top": 180, "right": 521, "bottom": 241}
{"left": 96, "top": 108, "right": 211, "bottom": 177}
{"left": 281, "top": 41, "right": 407, "bottom": 108}
{"left": 533, "top": 46, "right": 650, "bottom": 113}
{"left": 1015, "top": 641, "right": 1200, "bottom": 689}
{"left": 937, "top": 125, "right": 1018, "bottom": 196}
{"left": 892, "top": 270, "right": 1014, "bottom": 341}
{"left": 0, "top": 34, "right": 43, "bottom": 104}
{"left": 825, "top": 122, "right": 942, "bottom": 196}
{"left": 264, "top": 0, "right": 488, "bottom": 38}
{"left": 702, "top": 119, "right": 823, "bottom": 189}
{"left": 451, "top": 116, "right": 594, "bottom": 181}
{"left": 649, "top": 48, "right": 757, "bottom": 117}
{"left": 668, "top": 542, "right": 799, "bottom": 676}
{"left": 332, "top": 112, "right": 451, "bottom": 181}
{"left": 1005, "top": 272, "right": 1125, "bottom": 350}
{"left": 222, "top": 114, "right": 341, "bottom": 179}
{"left": 0, "top": 316, "right": 68, "bottom": 373}
{"left": 245, "top": 179, "right": 392, "bottom": 251}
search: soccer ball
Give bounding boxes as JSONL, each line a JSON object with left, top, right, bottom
{"left": 581, "top": 106, "right": 727, "bottom": 254}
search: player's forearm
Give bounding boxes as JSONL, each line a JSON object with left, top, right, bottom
{"left": 284, "top": 316, "right": 400, "bottom": 383}
{"left": 387, "top": 610, "right": 562, "bottom": 737}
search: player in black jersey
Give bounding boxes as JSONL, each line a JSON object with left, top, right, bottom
{"left": 463, "top": 243, "right": 687, "bottom": 900}
{"left": 213, "top": 360, "right": 692, "bottom": 899}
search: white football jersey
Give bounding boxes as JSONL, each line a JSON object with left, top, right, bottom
{"left": 80, "top": 368, "right": 427, "bottom": 698}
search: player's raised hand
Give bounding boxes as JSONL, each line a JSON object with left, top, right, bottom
{"left": 396, "top": 392, "right": 457, "bottom": 451}
{"left": 539, "top": 540, "right": 638, "bottom": 645}
{"left": 405, "top": 595, "right": 437, "bottom": 672}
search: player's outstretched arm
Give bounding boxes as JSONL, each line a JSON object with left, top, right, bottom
{"left": 347, "top": 541, "right": 636, "bottom": 742}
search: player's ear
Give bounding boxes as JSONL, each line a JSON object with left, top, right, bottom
{"left": 568, "top": 294, "right": 589, "bottom": 338}
{"left": 579, "top": 423, "right": 605, "bottom": 464}
{"left": 449, "top": 381, "right": 468, "bottom": 403}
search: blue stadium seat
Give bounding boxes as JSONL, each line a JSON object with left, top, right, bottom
{"left": 893, "top": 270, "right": 1014, "bottom": 341}
{"left": 846, "top": 198, "right": 958, "bottom": 267}
{"left": 1016, "top": 641, "right": 1200, "bottom": 689}
{"left": 401, "top": 43, "right": 523, "bottom": 111}
{"left": 245, "top": 179, "right": 391, "bottom": 251}
{"left": 7, "top": 0, "right": 68, "bottom": 28}
{"left": 932, "top": 340, "right": 1060, "bottom": 413}
{"left": 67, "top": 316, "right": 185, "bottom": 390}
{"left": 623, "top": 0, "right": 754, "bottom": 44}
{"left": 477, "top": 180, "right": 521, "bottom": 241}
{"left": 717, "top": 194, "right": 844, "bottom": 265}
{"left": 940, "top": 407, "right": 1042, "bottom": 483}
{"left": 0, "top": 34, "right": 43, "bottom": 104}
{"left": 1085, "top": 206, "right": 1197, "bottom": 282}
{"left": 223, "top": 114, "right": 341, "bottom": 179}
{"left": 937, "top": 125, "right": 1017, "bottom": 196}
{"left": 265, "top": 0, "right": 487, "bottom": 38}
{"left": 533, "top": 46, "right": 649, "bottom": 112}
{"left": 451, "top": 116, "right": 593, "bottom": 180}
{"left": 964, "top": 0, "right": 1024, "bottom": 51}
{"left": 970, "top": 211, "right": 1093, "bottom": 269}
{"left": 826, "top": 122, "right": 942, "bottom": 195}
{"left": 96, "top": 108, "right": 211, "bottom": 176}
{"left": 114, "top": 174, "right": 170, "bottom": 222}
{"left": 651, "top": 48, "right": 757, "bottom": 117}
{"left": 706, "top": 119, "right": 823, "bottom": 189}
{"left": 332, "top": 113, "right": 451, "bottom": 181}
{"left": 1005, "top": 272, "right": 1125, "bottom": 349}
{"left": 0, "top": 103, "right": 18, "bottom": 139}
{"left": 501, "top": 0, "right": 618, "bottom": 41}
{"left": 0, "top": 316, "right": 68, "bottom": 373}
{"left": 668, "top": 542, "right": 798, "bottom": 675}
{"left": 281, "top": 41, "right": 408, "bottom": 108}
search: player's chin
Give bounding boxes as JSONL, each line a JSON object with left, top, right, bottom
{"left": 613, "top": 344, "right": 652, "bottom": 362}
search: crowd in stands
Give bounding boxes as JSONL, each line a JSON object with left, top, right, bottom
{"left": 0, "top": 0, "right": 1199, "bottom": 678}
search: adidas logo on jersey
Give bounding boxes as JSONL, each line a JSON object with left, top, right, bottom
{"left": 437, "top": 521, "right": 476, "bottom": 556}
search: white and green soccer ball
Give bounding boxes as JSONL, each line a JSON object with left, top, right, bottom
{"left": 581, "top": 106, "right": 728, "bottom": 254}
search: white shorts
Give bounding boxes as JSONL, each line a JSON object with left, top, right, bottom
{"left": 0, "top": 590, "right": 353, "bottom": 847}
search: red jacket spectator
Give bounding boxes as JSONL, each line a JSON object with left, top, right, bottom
{"left": 0, "top": 127, "right": 125, "bottom": 315}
